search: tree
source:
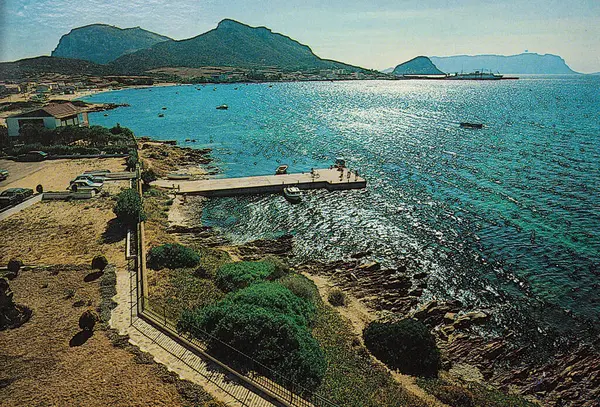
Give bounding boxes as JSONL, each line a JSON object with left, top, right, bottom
{"left": 113, "top": 188, "right": 145, "bottom": 227}
{"left": 141, "top": 168, "right": 158, "bottom": 185}
{"left": 91, "top": 255, "right": 108, "bottom": 271}
{"left": 363, "top": 319, "right": 441, "bottom": 377}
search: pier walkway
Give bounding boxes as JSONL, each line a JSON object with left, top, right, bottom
{"left": 152, "top": 168, "right": 366, "bottom": 196}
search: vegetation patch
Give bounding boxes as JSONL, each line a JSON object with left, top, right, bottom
{"left": 363, "top": 319, "right": 441, "bottom": 377}
{"left": 278, "top": 273, "right": 321, "bottom": 306}
{"left": 417, "top": 378, "right": 538, "bottom": 407}
{"left": 312, "top": 305, "right": 428, "bottom": 407}
{"left": 214, "top": 260, "right": 275, "bottom": 292}
{"left": 328, "top": 287, "right": 347, "bottom": 306}
{"left": 147, "top": 243, "right": 201, "bottom": 270}
{"left": 113, "top": 188, "right": 146, "bottom": 227}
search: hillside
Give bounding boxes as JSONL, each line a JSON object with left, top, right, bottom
{"left": 392, "top": 56, "right": 444, "bottom": 75}
{"left": 51, "top": 24, "right": 171, "bottom": 64}
{"left": 111, "top": 19, "right": 364, "bottom": 73}
{"left": 430, "top": 53, "right": 578, "bottom": 74}
{"left": 0, "top": 56, "right": 113, "bottom": 80}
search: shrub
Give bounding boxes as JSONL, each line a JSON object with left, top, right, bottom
{"left": 279, "top": 274, "right": 321, "bottom": 305}
{"left": 91, "top": 255, "right": 108, "bottom": 271}
{"left": 328, "top": 288, "right": 346, "bottom": 306}
{"left": 7, "top": 258, "right": 23, "bottom": 277}
{"left": 215, "top": 261, "right": 276, "bottom": 292}
{"left": 363, "top": 319, "right": 441, "bottom": 377}
{"left": 36, "top": 184, "right": 43, "bottom": 194}
{"left": 225, "top": 282, "right": 316, "bottom": 327}
{"left": 141, "top": 168, "right": 158, "bottom": 185}
{"left": 263, "top": 255, "right": 290, "bottom": 280}
{"left": 79, "top": 309, "right": 99, "bottom": 331}
{"left": 147, "top": 244, "right": 201, "bottom": 270}
{"left": 178, "top": 302, "right": 326, "bottom": 390}
{"left": 126, "top": 150, "right": 138, "bottom": 171}
{"left": 113, "top": 188, "right": 145, "bottom": 227}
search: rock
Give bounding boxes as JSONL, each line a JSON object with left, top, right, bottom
{"left": 358, "top": 262, "right": 380, "bottom": 271}
{"left": 444, "top": 312, "right": 457, "bottom": 323}
{"left": 351, "top": 251, "right": 372, "bottom": 259}
{"left": 413, "top": 272, "right": 428, "bottom": 279}
{"left": 454, "top": 311, "right": 490, "bottom": 329}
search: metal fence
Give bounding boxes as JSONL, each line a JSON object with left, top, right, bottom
{"left": 128, "top": 173, "right": 340, "bottom": 407}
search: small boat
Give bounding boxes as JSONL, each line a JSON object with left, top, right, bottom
{"left": 158, "top": 113, "right": 164, "bottom": 117}
{"left": 216, "top": 104, "right": 228, "bottom": 110}
{"left": 103, "top": 113, "right": 108, "bottom": 117}
{"left": 162, "top": 107, "right": 167, "bottom": 110}
{"left": 460, "top": 122, "right": 483, "bottom": 129}
{"left": 275, "top": 164, "right": 288, "bottom": 175}
{"left": 167, "top": 173, "right": 192, "bottom": 180}
{"left": 283, "top": 186, "right": 302, "bottom": 203}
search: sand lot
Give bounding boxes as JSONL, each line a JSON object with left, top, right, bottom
{"left": 0, "top": 158, "right": 126, "bottom": 193}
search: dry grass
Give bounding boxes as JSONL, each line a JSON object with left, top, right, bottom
{"left": 0, "top": 197, "right": 127, "bottom": 269}
{"left": 0, "top": 267, "right": 189, "bottom": 407}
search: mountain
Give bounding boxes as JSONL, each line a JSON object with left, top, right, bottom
{"left": 381, "top": 67, "right": 395, "bottom": 74}
{"left": 51, "top": 24, "right": 171, "bottom": 64}
{"left": 111, "top": 19, "right": 364, "bottom": 73}
{"left": 430, "top": 53, "right": 578, "bottom": 74}
{"left": 392, "top": 56, "right": 444, "bottom": 75}
{"left": 0, "top": 56, "right": 113, "bottom": 80}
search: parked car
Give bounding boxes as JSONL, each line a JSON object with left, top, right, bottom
{"left": 16, "top": 150, "right": 48, "bottom": 162}
{"left": 72, "top": 174, "right": 105, "bottom": 184}
{"left": 0, "top": 170, "right": 8, "bottom": 181}
{"left": 68, "top": 179, "right": 103, "bottom": 193}
{"left": 0, "top": 188, "right": 34, "bottom": 208}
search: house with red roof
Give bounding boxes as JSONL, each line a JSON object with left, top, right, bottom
{"left": 6, "top": 103, "right": 89, "bottom": 137}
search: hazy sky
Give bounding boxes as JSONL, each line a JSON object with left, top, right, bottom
{"left": 1, "top": 0, "right": 599, "bottom": 73}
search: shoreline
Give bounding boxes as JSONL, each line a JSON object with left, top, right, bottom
{"left": 148, "top": 140, "right": 599, "bottom": 407}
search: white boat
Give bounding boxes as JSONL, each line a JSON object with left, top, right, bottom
{"left": 283, "top": 186, "right": 302, "bottom": 202}
{"left": 275, "top": 164, "right": 288, "bottom": 175}
{"left": 216, "top": 104, "right": 228, "bottom": 110}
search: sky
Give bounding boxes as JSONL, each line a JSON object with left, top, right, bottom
{"left": 1, "top": 0, "right": 599, "bottom": 73}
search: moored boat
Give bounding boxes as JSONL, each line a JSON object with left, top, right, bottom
{"left": 460, "top": 122, "right": 484, "bottom": 129}
{"left": 275, "top": 164, "right": 288, "bottom": 175}
{"left": 283, "top": 186, "right": 302, "bottom": 203}
{"left": 216, "top": 104, "right": 228, "bottom": 110}
{"left": 167, "top": 173, "right": 192, "bottom": 180}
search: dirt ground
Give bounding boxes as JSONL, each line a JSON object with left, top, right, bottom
{"left": 0, "top": 190, "right": 129, "bottom": 268}
{"left": 0, "top": 157, "right": 127, "bottom": 193}
{"left": 0, "top": 268, "right": 189, "bottom": 407}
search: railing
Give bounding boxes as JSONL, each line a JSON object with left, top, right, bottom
{"left": 129, "top": 169, "right": 340, "bottom": 407}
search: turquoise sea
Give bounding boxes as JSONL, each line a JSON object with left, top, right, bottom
{"left": 84, "top": 77, "right": 600, "bottom": 353}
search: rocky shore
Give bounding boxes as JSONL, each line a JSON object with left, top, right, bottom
{"left": 155, "top": 142, "right": 599, "bottom": 407}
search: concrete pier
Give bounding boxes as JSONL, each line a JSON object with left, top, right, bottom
{"left": 152, "top": 168, "right": 366, "bottom": 196}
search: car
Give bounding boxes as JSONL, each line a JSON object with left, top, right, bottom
{"left": 0, "top": 188, "right": 34, "bottom": 208}
{"left": 0, "top": 170, "right": 8, "bottom": 181}
{"left": 16, "top": 151, "right": 48, "bottom": 162}
{"left": 68, "top": 179, "right": 103, "bottom": 193}
{"left": 73, "top": 174, "right": 105, "bottom": 184}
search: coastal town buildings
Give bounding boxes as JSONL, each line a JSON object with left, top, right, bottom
{"left": 6, "top": 102, "right": 89, "bottom": 137}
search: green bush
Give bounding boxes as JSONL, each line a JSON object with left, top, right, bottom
{"left": 91, "top": 255, "right": 108, "bottom": 271}
{"left": 141, "top": 168, "right": 158, "bottom": 185}
{"left": 363, "top": 319, "right": 441, "bottom": 377}
{"left": 224, "top": 282, "right": 316, "bottom": 327}
{"left": 147, "top": 244, "right": 201, "bottom": 270}
{"left": 7, "top": 258, "right": 23, "bottom": 275}
{"left": 113, "top": 188, "right": 145, "bottom": 227}
{"left": 178, "top": 302, "right": 326, "bottom": 390}
{"left": 262, "top": 255, "right": 290, "bottom": 280}
{"left": 126, "top": 151, "right": 138, "bottom": 171}
{"left": 328, "top": 288, "right": 346, "bottom": 306}
{"left": 279, "top": 274, "right": 321, "bottom": 305}
{"left": 215, "top": 261, "right": 276, "bottom": 292}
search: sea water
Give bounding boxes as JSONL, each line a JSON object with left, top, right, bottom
{"left": 84, "top": 77, "right": 600, "bottom": 351}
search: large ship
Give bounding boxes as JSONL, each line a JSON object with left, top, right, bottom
{"left": 446, "top": 70, "right": 505, "bottom": 80}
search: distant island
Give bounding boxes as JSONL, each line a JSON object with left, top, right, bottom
{"left": 430, "top": 53, "right": 579, "bottom": 74}
{"left": 392, "top": 56, "right": 444, "bottom": 75}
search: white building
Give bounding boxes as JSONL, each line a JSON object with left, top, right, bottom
{"left": 6, "top": 103, "right": 89, "bottom": 137}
